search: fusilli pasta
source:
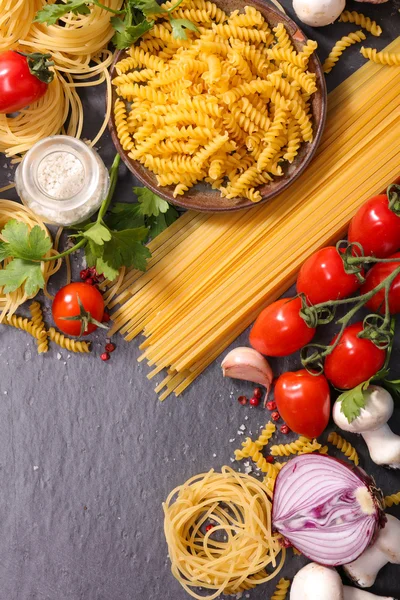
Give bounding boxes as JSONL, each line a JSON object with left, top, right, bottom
{"left": 29, "top": 301, "right": 48, "bottom": 354}
{"left": 48, "top": 328, "right": 91, "bottom": 353}
{"left": 4, "top": 315, "right": 46, "bottom": 340}
{"left": 360, "top": 47, "right": 400, "bottom": 66}
{"left": 270, "top": 436, "right": 311, "bottom": 457}
{"left": 339, "top": 11, "right": 382, "bottom": 37}
{"left": 113, "top": 2, "right": 319, "bottom": 201}
{"left": 323, "top": 31, "right": 366, "bottom": 74}
{"left": 271, "top": 578, "right": 291, "bottom": 600}
{"left": 255, "top": 421, "right": 276, "bottom": 449}
{"left": 384, "top": 492, "right": 400, "bottom": 508}
{"left": 328, "top": 432, "right": 359, "bottom": 465}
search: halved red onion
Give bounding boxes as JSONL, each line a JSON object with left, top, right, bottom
{"left": 272, "top": 454, "right": 385, "bottom": 566}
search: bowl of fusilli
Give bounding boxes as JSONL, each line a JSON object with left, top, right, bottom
{"left": 109, "top": 0, "right": 327, "bottom": 212}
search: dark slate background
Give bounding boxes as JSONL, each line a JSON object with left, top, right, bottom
{"left": 1, "top": 2, "right": 400, "bottom": 599}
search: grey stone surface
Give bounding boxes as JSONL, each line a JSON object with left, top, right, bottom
{"left": 0, "top": 2, "right": 399, "bottom": 599}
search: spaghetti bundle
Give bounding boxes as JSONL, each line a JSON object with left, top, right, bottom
{"left": 163, "top": 467, "right": 285, "bottom": 599}
{"left": 109, "top": 36, "right": 400, "bottom": 400}
{"left": 0, "top": 200, "right": 61, "bottom": 321}
{"left": 0, "top": 0, "right": 122, "bottom": 157}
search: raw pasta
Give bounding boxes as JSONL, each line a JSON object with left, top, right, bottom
{"left": 270, "top": 436, "right": 310, "bottom": 457}
{"left": 271, "top": 578, "right": 291, "bottom": 600}
{"left": 113, "top": 2, "right": 319, "bottom": 201}
{"left": 0, "top": 200, "right": 61, "bottom": 321}
{"left": 0, "top": 0, "right": 121, "bottom": 157}
{"left": 48, "top": 328, "right": 91, "bottom": 353}
{"left": 323, "top": 31, "right": 366, "bottom": 74}
{"left": 30, "top": 301, "right": 49, "bottom": 354}
{"left": 328, "top": 432, "right": 359, "bottom": 465}
{"left": 360, "top": 47, "right": 400, "bottom": 66}
{"left": 339, "top": 11, "right": 382, "bottom": 37}
{"left": 4, "top": 315, "right": 46, "bottom": 340}
{"left": 163, "top": 467, "right": 286, "bottom": 599}
{"left": 384, "top": 491, "right": 400, "bottom": 507}
{"left": 255, "top": 421, "right": 276, "bottom": 449}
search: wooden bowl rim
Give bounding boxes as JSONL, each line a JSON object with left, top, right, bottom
{"left": 108, "top": 0, "right": 328, "bottom": 213}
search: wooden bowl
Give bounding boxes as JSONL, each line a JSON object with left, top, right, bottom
{"left": 108, "top": 0, "right": 327, "bottom": 212}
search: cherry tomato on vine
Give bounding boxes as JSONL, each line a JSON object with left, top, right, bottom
{"left": 0, "top": 51, "right": 53, "bottom": 114}
{"left": 324, "top": 322, "right": 386, "bottom": 390}
{"left": 360, "top": 252, "right": 400, "bottom": 314}
{"left": 297, "top": 246, "right": 361, "bottom": 305}
{"left": 274, "top": 370, "right": 330, "bottom": 438}
{"left": 249, "top": 297, "right": 315, "bottom": 357}
{"left": 348, "top": 194, "right": 400, "bottom": 258}
{"left": 52, "top": 282, "right": 105, "bottom": 337}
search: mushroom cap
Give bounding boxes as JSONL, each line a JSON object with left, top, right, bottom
{"left": 290, "top": 562, "right": 343, "bottom": 600}
{"left": 375, "top": 514, "right": 400, "bottom": 562}
{"left": 333, "top": 386, "right": 394, "bottom": 433}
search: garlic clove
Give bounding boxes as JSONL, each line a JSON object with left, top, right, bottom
{"left": 221, "top": 347, "right": 273, "bottom": 402}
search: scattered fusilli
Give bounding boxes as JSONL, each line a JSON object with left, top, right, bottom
{"left": 48, "top": 328, "right": 91, "bottom": 353}
{"left": 297, "top": 439, "right": 328, "bottom": 455}
{"left": 384, "top": 492, "right": 400, "bottom": 508}
{"left": 255, "top": 421, "right": 276, "bottom": 449}
{"left": 4, "top": 315, "right": 46, "bottom": 340}
{"left": 339, "top": 11, "right": 382, "bottom": 37}
{"left": 29, "top": 301, "right": 48, "bottom": 354}
{"left": 328, "top": 432, "right": 359, "bottom": 466}
{"left": 323, "top": 31, "right": 366, "bottom": 74}
{"left": 360, "top": 47, "right": 400, "bottom": 66}
{"left": 270, "top": 436, "right": 311, "bottom": 457}
{"left": 113, "top": 2, "right": 319, "bottom": 202}
{"left": 271, "top": 578, "right": 291, "bottom": 600}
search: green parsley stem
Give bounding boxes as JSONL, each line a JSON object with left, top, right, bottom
{"left": 97, "top": 154, "right": 121, "bottom": 223}
{"left": 40, "top": 238, "right": 87, "bottom": 262}
{"left": 92, "top": 0, "right": 125, "bottom": 13}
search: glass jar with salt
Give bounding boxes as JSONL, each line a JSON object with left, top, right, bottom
{"left": 15, "top": 136, "right": 110, "bottom": 226}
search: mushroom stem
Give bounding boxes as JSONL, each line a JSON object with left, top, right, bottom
{"left": 343, "top": 515, "right": 400, "bottom": 588}
{"left": 362, "top": 425, "right": 400, "bottom": 468}
{"left": 343, "top": 588, "right": 396, "bottom": 600}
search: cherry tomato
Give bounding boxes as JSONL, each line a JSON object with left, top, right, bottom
{"left": 52, "top": 282, "right": 104, "bottom": 337}
{"left": 297, "top": 246, "right": 361, "bottom": 304}
{"left": 324, "top": 322, "right": 386, "bottom": 390}
{"left": 274, "top": 370, "right": 330, "bottom": 438}
{"left": 360, "top": 252, "right": 400, "bottom": 314}
{"left": 249, "top": 297, "right": 315, "bottom": 357}
{"left": 348, "top": 194, "right": 400, "bottom": 258}
{"left": 0, "top": 51, "right": 52, "bottom": 114}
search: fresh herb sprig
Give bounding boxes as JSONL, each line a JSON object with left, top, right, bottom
{"left": 35, "top": 0, "right": 197, "bottom": 47}
{"left": 0, "top": 155, "right": 178, "bottom": 294}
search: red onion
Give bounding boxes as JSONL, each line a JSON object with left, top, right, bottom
{"left": 272, "top": 454, "right": 385, "bottom": 566}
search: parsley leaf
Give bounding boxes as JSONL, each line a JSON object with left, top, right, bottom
{"left": 0, "top": 242, "right": 9, "bottom": 262}
{"left": 0, "top": 259, "right": 45, "bottom": 296}
{"left": 111, "top": 15, "right": 154, "bottom": 48}
{"left": 134, "top": 187, "right": 170, "bottom": 217}
{"left": 1, "top": 221, "right": 52, "bottom": 261}
{"left": 96, "top": 227, "right": 151, "bottom": 279}
{"left": 129, "top": 0, "right": 166, "bottom": 15}
{"left": 148, "top": 205, "right": 179, "bottom": 238}
{"left": 339, "top": 380, "right": 371, "bottom": 423}
{"left": 170, "top": 18, "right": 198, "bottom": 39}
{"left": 34, "top": 0, "right": 90, "bottom": 25}
{"left": 106, "top": 203, "right": 145, "bottom": 231}
{"left": 80, "top": 222, "right": 112, "bottom": 245}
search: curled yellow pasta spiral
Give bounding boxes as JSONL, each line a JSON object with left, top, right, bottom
{"left": 177, "top": 96, "right": 222, "bottom": 116}
{"left": 228, "top": 51, "right": 253, "bottom": 81}
{"left": 244, "top": 187, "right": 262, "bottom": 203}
{"left": 298, "top": 439, "right": 328, "bottom": 455}
{"left": 208, "top": 156, "right": 225, "bottom": 180}
{"left": 273, "top": 23, "right": 294, "bottom": 52}
{"left": 128, "top": 46, "right": 166, "bottom": 71}
{"left": 167, "top": 125, "right": 214, "bottom": 141}
{"left": 198, "top": 39, "right": 229, "bottom": 56}
{"left": 384, "top": 492, "right": 400, "bottom": 508}
{"left": 230, "top": 104, "right": 257, "bottom": 134}
{"left": 191, "top": 0, "right": 227, "bottom": 23}
{"left": 328, "top": 432, "right": 359, "bottom": 465}
{"left": 223, "top": 79, "right": 272, "bottom": 104}
{"left": 360, "top": 47, "right": 400, "bottom": 66}
{"left": 48, "top": 328, "right": 91, "bottom": 353}
{"left": 289, "top": 100, "right": 313, "bottom": 142}
{"left": 339, "top": 11, "right": 382, "bottom": 37}
{"left": 172, "top": 8, "right": 212, "bottom": 22}
{"left": 279, "top": 61, "right": 317, "bottom": 94}
{"left": 231, "top": 42, "right": 270, "bottom": 76}
{"left": 118, "top": 83, "right": 167, "bottom": 103}
{"left": 271, "top": 578, "right": 291, "bottom": 600}
{"left": 213, "top": 24, "right": 274, "bottom": 45}
{"left": 112, "top": 70, "right": 156, "bottom": 86}
{"left": 140, "top": 154, "right": 199, "bottom": 175}
{"left": 267, "top": 48, "right": 307, "bottom": 69}
{"left": 131, "top": 130, "right": 166, "bottom": 157}
{"left": 114, "top": 99, "right": 134, "bottom": 152}
{"left": 270, "top": 436, "right": 311, "bottom": 457}
{"left": 300, "top": 39, "right": 318, "bottom": 61}
{"left": 257, "top": 108, "right": 287, "bottom": 171}
{"left": 150, "top": 65, "right": 189, "bottom": 87}
{"left": 255, "top": 421, "right": 276, "bottom": 449}
{"left": 193, "top": 133, "right": 229, "bottom": 167}
{"left": 5, "top": 315, "right": 46, "bottom": 340}
{"left": 268, "top": 72, "right": 304, "bottom": 103}
{"left": 228, "top": 6, "right": 263, "bottom": 27}
{"left": 29, "top": 301, "right": 48, "bottom": 354}
{"left": 139, "top": 37, "right": 166, "bottom": 53}
{"left": 323, "top": 31, "right": 366, "bottom": 74}
{"left": 224, "top": 165, "right": 259, "bottom": 198}
{"left": 283, "top": 119, "right": 301, "bottom": 163}
{"left": 164, "top": 109, "right": 216, "bottom": 128}
{"left": 174, "top": 173, "right": 204, "bottom": 197}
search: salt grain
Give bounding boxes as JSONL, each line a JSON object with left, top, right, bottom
{"left": 37, "top": 152, "right": 85, "bottom": 199}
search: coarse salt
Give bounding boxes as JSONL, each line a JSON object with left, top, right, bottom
{"left": 37, "top": 152, "right": 85, "bottom": 199}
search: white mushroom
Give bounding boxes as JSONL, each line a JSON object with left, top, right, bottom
{"left": 333, "top": 386, "right": 400, "bottom": 469}
{"left": 344, "top": 514, "right": 400, "bottom": 588}
{"left": 292, "top": 0, "right": 346, "bottom": 27}
{"left": 290, "top": 563, "right": 396, "bottom": 600}
{"left": 290, "top": 563, "right": 343, "bottom": 600}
